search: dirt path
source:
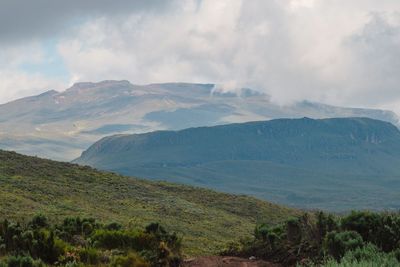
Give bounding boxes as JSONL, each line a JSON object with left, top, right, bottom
{"left": 183, "top": 256, "right": 282, "bottom": 267}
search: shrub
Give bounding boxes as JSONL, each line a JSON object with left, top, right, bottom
{"left": 226, "top": 212, "right": 400, "bottom": 266}
{"left": 6, "top": 255, "right": 44, "bottom": 267}
{"left": 340, "top": 211, "right": 400, "bottom": 252}
{"left": 324, "top": 231, "right": 363, "bottom": 260}
{"left": 58, "top": 217, "right": 98, "bottom": 240}
{"left": 394, "top": 248, "right": 400, "bottom": 262}
{"left": 106, "top": 222, "right": 123, "bottom": 231}
{"left": 316, "top": 212, "right": 338, "bottom": 243}
{"left": 375, "top": 214, "right": 400, "bottom": 252}
{"left": 110, "top": 252, "right": 149, "bottom": 267}
{"left": 0, "top": 216, "right": 181, "bottom": 267}
{"left": 28, "top": 214, "right": 49, "bottom": 229}
{"left": 341, "top": 211, "right": 380, "bottom": 243}
{"left": 79, "top": 247, "right": 100, "bottom": 265}
{"left": 342, "top": 243, "right": 383, "bottom": 262}
{"left": 321, "top": 244, "right": 400, "bottom": 267}
{"left": 286, "top": 218, "right": 301, "bottom": 243}
{"left": 92, "top": 229, "right": 133, "bottom": 250}
{"left": 254, "top": 224, "right": 269, "bottom": 241}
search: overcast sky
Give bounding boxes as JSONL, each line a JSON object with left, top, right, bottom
{"left": 1, "top": 0, "right": 400, "bottom": 112}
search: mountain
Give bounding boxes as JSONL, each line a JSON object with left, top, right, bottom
{"left": 0, "top": 80, "right": 399, "bottom": 161}
{"left": 0, "top": 149, "right": 296, "bottom": 255}
{"left": 75, "top": 117, "right": 400, "bottom": 211}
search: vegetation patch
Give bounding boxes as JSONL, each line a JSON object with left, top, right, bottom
{"left": 222, "top": 211, "right": 400, "bottom": 266}
{"left": 0, "top": 150, "right": 297, "bottom": 255}
{"left": 0, "top": 214, "right": 181, "bottom": 266}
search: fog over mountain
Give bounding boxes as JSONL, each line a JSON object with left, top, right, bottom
{"left": 0, "top": 80, "right": 399, "bottom": 161}
{"left": 2, "top": 1, "right": 400, "bottom": 113}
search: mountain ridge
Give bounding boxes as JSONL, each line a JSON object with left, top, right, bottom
{"left": 1, "top": 80, "right": 399, "bottom": 161}
{"left": 75, "top": 117, "right": 400, "bottom": 211}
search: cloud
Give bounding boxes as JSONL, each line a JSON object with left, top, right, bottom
{"left": 1, "top": 0, "right": 400, "bottom": 112}
{"left": 341, "top": 13, "right": 400, "bottom": 106}
{"left": 0, "top": 70, "right": 64, "bottom": 103}
{"left": 0, "top": 0, "right": 171, "bottom": 44}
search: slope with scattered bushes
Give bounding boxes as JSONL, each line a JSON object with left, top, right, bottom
{"left": 0, "top": 150, "right": 297, "bottom": 255}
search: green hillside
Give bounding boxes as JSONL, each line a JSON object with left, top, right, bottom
{"left": 0, "top": 150, "right": 297, "bottom": 255}
{"left": 75, "top": 117, "right": 400, "bottom": 211}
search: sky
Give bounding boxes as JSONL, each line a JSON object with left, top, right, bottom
{"left": 1, "top": 0, "right": 400, "bottom": 112}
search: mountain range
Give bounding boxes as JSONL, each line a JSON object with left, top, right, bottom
{"left": 75, "top": 117, "right": 400, "bottom": 211}
{"left": 1, "top": 80, "right": 399, "bottom": 161}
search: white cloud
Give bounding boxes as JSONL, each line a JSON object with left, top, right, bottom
{"left": 0, "top": 70, "right": 64, "bottom": 103}
{"left": 289, "top": 0, "right": 315, "bottom": 9}
{"left": 2, "top": 0, "right": 400, "bottom": 112}
{"left": 0, "top": 43, "right": 65, "bottom": 103}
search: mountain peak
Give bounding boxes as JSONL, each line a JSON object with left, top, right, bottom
{"left": 36, "top": 90, "right": 59, "bottom": 97}
{"left": 67, "top": 80, "right": 132, "bottom": 91}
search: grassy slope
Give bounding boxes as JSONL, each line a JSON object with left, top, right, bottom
{"left": 0, "top": 150, "right": 298, "bottom": 255}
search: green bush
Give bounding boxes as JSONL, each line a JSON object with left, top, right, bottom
{"left": 324, "top": 231, "right": 364, "bottom": 260}
{"left": 57, "top": 217, "right": 98, "bottom": 241}
{"left": 254, "top": 224, "right": 269, "bottom": 241}
{"left": 92, "top": 229, "right": 135, "bottom": 250}
{"left": 79, "top": 247, "right": 100, "bottom": 265}
{"left": 110, "top": 252, "right": 149, "bottom": 267}
{"left": 322, "top": 244, "right": 400, "bottom": 266}
{"left": 0, "top": 216, "right": 182, "bottom": 266}
{"left": 5, "top": 255, "right": 44, "bottom": 267}
{"left": 225, "top": 212, "right": 400, "bottom": 266}
{"left": 394, "top": 248, "right": 400, "bottom": 262}
{"left": 342, "top": 243, "right": 382, "bottom": 262}
{"left": 316, "top": 212, "right": 338, "bottom": 243}
{"left": 341, "top": 211, "right": 400, "bottom": 252}
{"left": 106, "top": 222, "right": 123, "bottom": 231}
{"left": 28, "top": 214, "right": 48, "bottom": 230}
{"left": 286, "top": 217, "right": 301, "bottom": 243}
